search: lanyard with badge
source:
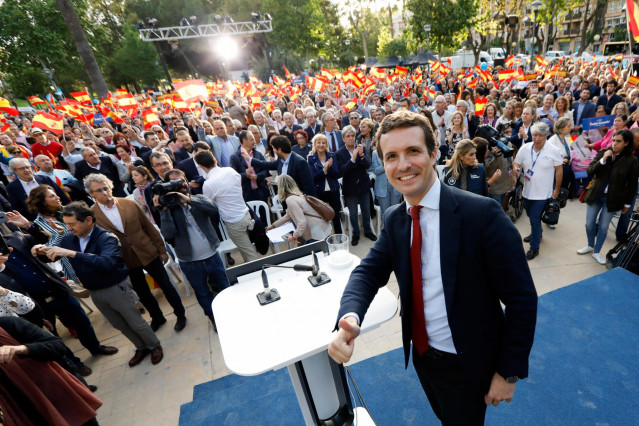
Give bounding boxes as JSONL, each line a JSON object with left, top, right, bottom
{"left": 524, "top": 145, "right": 542, "bottom": 182}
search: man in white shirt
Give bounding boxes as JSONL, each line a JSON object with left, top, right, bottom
{"left": 431, "top": 95, "right": 452, "bottom": 146}
{"left": 513, "top": 122, "right": 563, "bottom": 260}
{"left": 196, "top": 151, "right": 259, "bottom": 263}
{"left": 329, "top": 110, "right": 537, "bottom": 425}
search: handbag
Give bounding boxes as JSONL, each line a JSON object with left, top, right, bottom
{"left": 304, "top": 195, "right": 335, "bottom": 221}
{"left": 541, "top": 198, "right": 561, "bottom": 225}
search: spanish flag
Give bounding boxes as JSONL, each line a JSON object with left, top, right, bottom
{"left": 505, "top": 55, "right": 514, "bottom": 68}
{"left": 272, "top": 74, "right": 285, "bottom": 86}
{"left": 173, "top": 79, "right": 208, "bottom": 103}
{"left": 0, "top": 98, "right": 10, "bottom": 108}
{"left": 32, "top": 112, "right": 63, "bottom": 135}
{"left": 320, "top": 68, "right": 334, "bottom": 80}
{"left": 28, "top": 96, "right": 47, "bottom": 106}
{"left": 142, "top": 108, "right": 161, "bottom": 130}
{"left": 395, "top": 65, "right": 408, "bottom": 74}
{"left": 627, "top": 0, "right": 639, "bottom": 42}
{"left": 70, "top": 91, "right": 92, "bottom": 105}
{"left": 474, "top": 96, "right": 488, "bottom": 116}
{"left": 369, "top": 67, "right": 386, "bottom": 79}
{"left": 283, "top": 65, "right": 292, "bottom": 79}
{"left": 628, "top": 75, "right": 639, "bottom": 86}
{"left": 305, "top": 76, "right": 326, "bottom": 92}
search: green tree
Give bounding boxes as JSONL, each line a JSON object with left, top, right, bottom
{"left": 262, "top": 0, "right": 326, "bottom": 57}
{"left": 377, "top": 29, "right": 413, "bottom": 61}
{"left": 406, "top": 0, "right": 476, "bottom": 57}
{"left": 347, "top": 5, "right": 383, "bottom": 61}
{"left": 250, "top": 49, "right": 306, "bottom": 82}
{"left": 577, "top": 0, "right": 608, "bottom": 55}
{"left": 105, "top": 26, "right": 164, "bottom": 90}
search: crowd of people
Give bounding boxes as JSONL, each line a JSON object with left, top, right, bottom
{"left": 0, "top": 55, "right": 637, "bottom": 422}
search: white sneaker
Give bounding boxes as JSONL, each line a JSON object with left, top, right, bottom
{"left": 548, "top": 224, "right": 556, "bottom": 229}
{"left": 592, "top": 252, "right": 606, "bottom": 265}
{"left": 577, "top": 246, "right": 594, "bottom": 255}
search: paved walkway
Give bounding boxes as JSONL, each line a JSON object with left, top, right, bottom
{"left": 61, "top": 198, "right": 624, "bottom": 425}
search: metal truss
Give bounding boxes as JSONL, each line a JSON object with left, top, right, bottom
{"left": 138, "top": 20, "right": 273, "bottom": 42}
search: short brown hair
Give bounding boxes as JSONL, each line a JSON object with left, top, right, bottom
{"left": 26, "top": 185, "right": 55, "bottom": 214}
{"left": 375, "top": 110, "right": 436, "bottom": 161}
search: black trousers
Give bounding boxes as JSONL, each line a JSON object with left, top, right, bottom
{"left": 128, "top": 256, "right": 186, "bottom": 322}
{"left": 318, "top": 190, "right": 342, "bottom": 234}
{"left": 412, "top": 346, "right": 487, "bottom": 425}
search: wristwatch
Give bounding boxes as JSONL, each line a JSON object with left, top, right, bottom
{"left": 505, "top": 376, "right": 519, "bottom": 384}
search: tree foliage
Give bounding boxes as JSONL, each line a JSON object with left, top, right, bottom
{"left": 105, "top": 25, "right": 163, "bottom": 88}
{"left": 377, "top": 29, "right": 413, "bottom": 61}
{"left": 262, "top": 0, "right": 326, "bottom": 57}
{"left": 406, "top": 0, "right": 476, "bottom": 56}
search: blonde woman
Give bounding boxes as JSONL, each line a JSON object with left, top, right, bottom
{"left": 266, "top": 175, "right": 332, "bottom": 244}
{"left": 442, "top": 139, "right": 488, "bottom": 196}
{"left": 444, "top": 111, "right": 469, "bottom": 160}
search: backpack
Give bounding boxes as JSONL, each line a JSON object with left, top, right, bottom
{"left": 304, "top": 195, "right": 335, "bottom": 221}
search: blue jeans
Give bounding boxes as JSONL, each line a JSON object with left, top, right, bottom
{"left": 615, "top": 193, "right": 637, "bottom": 240}
{"left": 586, "top": 196, "right": 619, "bottom": 253}
{"left": 345, "top": 192, "right": 372, "bottom": 237}
{"left": 179, "top": 253, "right": 230, "bottom": 318}
{"left": 523, "top": 198, "right": 547, "bottom": 251}
{"left": 488, "top": 193, "right": 506, "bottom": 208}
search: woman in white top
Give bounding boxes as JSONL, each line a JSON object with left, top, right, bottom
{"left": 266, "top": 175, "right": 332, "bottom": 244}
{"left": 548, "top": 117, "right": 573, "bottom": 165}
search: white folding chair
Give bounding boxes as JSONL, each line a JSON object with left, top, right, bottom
{"left": 216, "top": 221, "right": 238, "bottom": 267}
{"left": 268, "top": 185, "right": 284, "bottom": 220}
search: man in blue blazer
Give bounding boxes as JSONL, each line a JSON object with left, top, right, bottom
{"left": 573, "top": 88, "right": 596, "bottom": 132}
{"left": 329, "top": 111, "right": 537, "bottom": 424}
{"left": 321, "top": 112, "right": 344, "bottom": 152}
{"left": 7, "top": 158, "right": 71, "bottom": 220}
{"left": 209, "top": 120, "right": 240, "bottom": 167}
{"left": 176, "top": 142, "right": 212, "bottom": 195}
{"left": 247, "top": 136, "right": 317, "bottom": 196}
{"left": 509, "top": 107, "right": 535, "bottom": 148}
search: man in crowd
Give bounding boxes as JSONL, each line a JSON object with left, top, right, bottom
{"left": 279, "top": 112, "right": 302, "bottom": 145}
{"left": 573, "top": 88, "right": 596, "bottom": 133}
{"left": 196, "top": 151, "right": 260, "bottom": 263}
{"left": 230, "top": 130, "right": 269, "bottom": 203}
{"left": 431, "top": 95, "right": 452, "bottom": 146}
{"left": 329, "top": 110, "right": 537, "bottom": 425}
{"left": 86, "top": 173, "right": 187, "bottom": 332}
{"left": 173, "top": 128, "right": 196, "bottom": 163}
{"left": 37, "top": 202, "right": 163, "bottom": 367}
{"left": 537, "top": 94, "right": 559, "bottom": 131}
{"left": 252, "top": 110, "right": 270, "bottom": 140}
{"left": 74, "top": 147, "right": 125, "bottom": 197}
{"left": 513, "top": 122, "right": 563, "bottom": 260}
{"left": 210, "top": 120, "right": 240, "bottom": 167}
{"left": 176, "top": 141, "right": 211, "bottom": 195}
{"left": 30, "top": 128, "right": 63, "bottom": 168}
{"left": 303, "top": 110, "right": 322, "bottom": 140}
{"left": 247, "top": 125, "right": 267, "bottom": 155}
{"left": 156, "top": 168, "right": 230, "bottom": 329}
{"left": 247, "top": 135, "right": 316, "bottom": 196}
{"left": 322, "top": 112, "right": 343, "bottom": 152}
{"left": 510, "top": 107, "right": 536, "bottom": 148}
{"left": 596, "top": 79, "right": 622, "bottom": 114}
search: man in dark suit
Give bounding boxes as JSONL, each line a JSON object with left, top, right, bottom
{"left": 322, "top": 112, "right": 344, "bottom": 152}
{"left": 596, "top": 79, "right": 623, "bottom": 115}
{"left": 279, "top": 112, "right": 303, "bottom": 146}
{"left": 230, "top": 130, "right": 269, "bottom": 203}
{"left": 74, "top": 147, "right": 126, "bottom": 197}
{"left": 173, "top": 128, "right": 196, "bottom": 163}
{"left": 141, "top": 131, "right": 175, "bottom": 174}
{"left": 176, "top": 142, "right": 211, "bottom": 195}
{"left": 303, "top": 110, "right": 322, "bottom": 140}
{"left": 509, "top": 107, "right": 536, "bottom": 148}
{"left": 329, "top": 111, "right": 537, "bottom": 424}
{"left": 7, "top": 158, "right": 71, "bottom": 220}
{"left": 248, "top": 136, "right": 317, "bottom": 196}
{"left": 573, "top": 88, "right": 596, "bottom": 132}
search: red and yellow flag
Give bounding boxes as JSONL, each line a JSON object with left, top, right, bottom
{"left": 474, "top": 96, "right": 488, "bottom": 116}
{"left": 70, "top": 91, "right": 92, "bottom": 105}
{"left": 283, "top": 65, "right": 292, "bottom": 79}
{"left": 505, "top": 55, "right": 514, "bottom": 68}
{"left": 142, "top": 108, "right": 161, "bottom": 130}
{"left": 369, "top": 67, "right": 386, "bottom": 79}
{"left": 305, "top": 76, "right": 326, "bottom": 92}
{"left": 627, "top": 0, "right": 639, "bottom": 42}
{"left": 395, "top": 65, "right": 408, "bottom": 74}
{"left": 628, "top": 75, "right": 639, "bottom": 86}
{"left": 32, "top": 112, "right": 63, "bottom": 135}
{"left": 28, "top": 96, "right": 47, "bottom": 106}
{"left": 173, "top": 79, "right": 208, "bottom": 103}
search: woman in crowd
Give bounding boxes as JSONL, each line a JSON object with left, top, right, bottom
{"left": 116, "top": 145, "right": 145, "bottom": 193}
{"left": 269, "top": 109, "right": 286, "bottom": 132}
{"left": 578, "top": 129, "right": 639, "bottom": 264}
{"left": 307, "top": 133, "right": 342, "bottom": 234}
{"left": 371, "top": 148, "right": 401, "bottom": 220}
{"left": 356, "top": 118, "right": 376, "bottom": 161}
{"left": 586, "top": 114, "right": 627, "bottom": 151}
{"left": 513, "top": 101, "right": 524, "bottom": 120}
{"left": 442, "top": 139, "right": 488, "bottom": 196}
{"left": 292, "top": 129, "right": 312, "bottom": 159}
{"left": 444, "top": 111, "right": 469, "bottom": 160}
{"left": 482, "top": 103, "right": 499, "bottom": 127}
{"left": 554, "top": 96, "right": 572, "bottom": 120}
{"left": 583, "top": 105, "right": 608, "bottom": 144}
{"left": 496, "top": 101, "right": 515, "bottom": 128}
{"left": 294, "top": 107, "right": 306, "bottom": 126}
{"left": 548, "top": 117, "right": 574, "bottom": 164}
{"left": 131, "top": 166, "right": 157, "bottom": 224}
{"left": 474, "top": 137, "right": 511, "bottom": 206}
{"left": 0, "top": 316, "right": 102, "bottom": 425}
{"left": 266, "top": 175, "right": 332, "bottom": 244}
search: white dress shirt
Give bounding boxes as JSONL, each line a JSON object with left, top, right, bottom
{"left": 97, "top": 199, "right": 125, "bottom": 233}
{"left": 19, "top": 178, "right": 39, "bottom": 196}
{"left": 202, "top": 167, "right": 248, "bottom": 223}
{"left": 406, "top": 179, "right": 455, "bottom": 353}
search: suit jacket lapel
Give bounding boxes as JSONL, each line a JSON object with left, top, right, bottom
{"left": 396, "top": 201, "right": 412, "bottom": 299}
{"left": 439, "top": 185, "right": 461, "bottom": 315}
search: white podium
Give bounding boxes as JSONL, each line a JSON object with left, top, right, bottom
{"left": 213, "top": 250, "right": 397, "bottom": 425}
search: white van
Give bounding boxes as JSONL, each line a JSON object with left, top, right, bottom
{"left": 489, "top": 48, "right": 506, "bottom": 60}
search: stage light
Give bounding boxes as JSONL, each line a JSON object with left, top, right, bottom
{"left": 215, "top": 37, "right": 239, "bottom": 59}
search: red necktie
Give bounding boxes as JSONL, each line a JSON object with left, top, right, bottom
{"left": 410, "top": 205, "right": 429, "bottom": 355}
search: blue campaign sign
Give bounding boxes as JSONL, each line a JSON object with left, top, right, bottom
{"left": 582, "top": 115, "right": 615, "bottom": 131}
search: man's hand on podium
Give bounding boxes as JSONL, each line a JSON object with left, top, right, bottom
{"left": 328, "top": 317, "right": 360, "bottom": 364}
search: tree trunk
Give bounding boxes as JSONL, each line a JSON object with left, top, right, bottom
{"left": 577, "top": 0, "right": 607, "bottom": 55}
{"left": 56, "top": 0, "right": 109, "bottom": 99}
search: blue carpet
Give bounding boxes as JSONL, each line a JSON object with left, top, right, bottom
{"left": 180, "top": 268, "right": 639, "bottom": 425}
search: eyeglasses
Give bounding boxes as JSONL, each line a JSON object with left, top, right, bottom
{"left": 91, "top": 186, "right": 111, "bottom": 194}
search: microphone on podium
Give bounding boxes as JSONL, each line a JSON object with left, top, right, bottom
{"left": 256, "top": 252, "right": 331, "bottom": 305}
